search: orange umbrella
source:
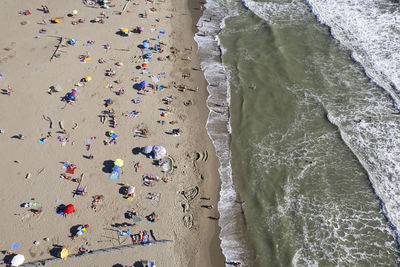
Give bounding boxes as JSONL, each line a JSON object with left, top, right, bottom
{"left": 141, "top": 63, "right": 148, "bottom": 68}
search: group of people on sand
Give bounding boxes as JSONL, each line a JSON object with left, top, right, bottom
{"left": 0, "top": 0, "right": 242, "bottom": 265}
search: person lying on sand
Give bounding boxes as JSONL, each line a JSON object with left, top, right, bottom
{"left": 78, "top": 245, "right": 92, "bottom": 255}
{"left": 161, "top": 177, "right": 172, "bottom": 183}
{"left": 41, "top": 5, "right": 49, "bottom": 13}
{"left": 6, "top": 85, "right": 13, "bottom": 95}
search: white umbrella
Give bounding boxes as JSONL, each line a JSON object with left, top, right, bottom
{"left": 11, "top": 254, "right": 25, "bottom": 267}
{"left": 127, "top": 186, "right": 135, "bottom": 194}
{"left": 142, "top": 146, "right": 152, "bottom": 154}
{"left": 152, "top": 145, "right": 166, "bottom": 159}
{"left": 152, "top": 145, "right": 161, "bottom": 153}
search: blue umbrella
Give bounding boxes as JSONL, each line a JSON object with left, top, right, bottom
{"left": 142, "top": 41, "right": 150, "bottom": 48}
{"left": 112, "top": 165, "right": 120, "bottom": 173}
{"left": 144, "top": 53, "right": 153, "bottom": 58}
{"left": 110, "top": 133, "right": 118, "bottom": 139}
{"left": 138, "top": 81, "right": 146, "bottom": 89}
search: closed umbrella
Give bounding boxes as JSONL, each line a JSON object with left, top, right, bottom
{"left": 64, "top": 204, "right": 75, "bottom": 214}
{"left": 11, "top": 254, "right": 25, "bottom": 267}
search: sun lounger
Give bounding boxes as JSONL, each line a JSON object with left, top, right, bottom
{"left": 75, "top": 185, "right": 87, "bottom": 196}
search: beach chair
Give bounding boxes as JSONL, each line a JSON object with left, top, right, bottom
{"left": 75, "top": 185, "right": 87, "bottom": 196}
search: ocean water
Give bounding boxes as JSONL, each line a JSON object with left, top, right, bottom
{"left": 195, "top": 0, "right": 400, "bottom": 266}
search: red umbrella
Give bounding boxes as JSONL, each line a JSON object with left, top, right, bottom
{"left": 64, "top": 204, "right": 75, "bottom": 214}
{"left": 141, "top": 63, "right": 148, "bottom": 68}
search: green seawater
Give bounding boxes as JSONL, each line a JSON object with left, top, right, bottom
{"left": 220, "top": 8, "right": 400, "bottom": 266}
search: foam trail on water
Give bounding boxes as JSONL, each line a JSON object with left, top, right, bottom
{"left": 304, "top": 0, "right": 400, "bottom": 243}
{"left": 243, "top": 0, "right": 400, "bottom": 247}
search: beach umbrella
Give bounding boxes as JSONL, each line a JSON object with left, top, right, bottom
{"left": 112, "top": 165, "right": 120, "bottom": 173}
{"left": 141, "top": 63, "right": 148, "bottom": 68}
{"left": 11, "top": 254, "right": 25, "bottom": 267}
{"left": 51, "top": 84, "right": 62, "bottom": 92}
{"left": 120, "top": 28, "right": 129, "bottom": 35}
{"left": 72, "top": 10, "right": 78, "bottom": 15}
{"left": 138, "top": 81, "right": 146, "bottom": 89}
{"left": 142, "top": 41, "right": 150, "bottom": 48}
{"left": 60, "top": 248, "right": 68, "bottom": 259}
{"left": 153, "top": 145, "right": 166, "bottom": 159}
{"left": 138, "top": 26, "right": 144, "bottom": 31}
{"left": 85, "top": 76, "right": 92, "bottom": 82}
{"left": 76, "top": 225, "right": 86, "bottom": 235}
{"left": 153, "top": 145, "right": 162, "bottom": 153}
{"left": 127, "top": 186, "right": 135, "bottom": 194}
{"left": 64, "top": 204, "right": 75, "bottom": 214}
{"left": 144, "top": 53, "right": 153, "bottom": 58}
{"left": 142, "top": 145, "right": 152, "bottom": 154}
{"left": 114, "top": 158, "right": 124, "bottom": 167}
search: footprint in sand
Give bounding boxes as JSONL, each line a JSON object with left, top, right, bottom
{"left": 183, "top": 214, "right": 193, "bottom": 228}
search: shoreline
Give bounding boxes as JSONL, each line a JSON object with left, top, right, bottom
{"left": 170, "top": 0, "right": 226, "bottom": 264}
{"left": 0, "top": 0, "right": 224, "bottom": 266}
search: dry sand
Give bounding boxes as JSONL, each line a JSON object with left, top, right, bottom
{"left": 0, "top": 0, "right": 224, "bottom": 266}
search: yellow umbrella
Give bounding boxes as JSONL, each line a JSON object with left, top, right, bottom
{"left": 114, "top": 159, "right": 124, "bottom": 167}
{"left": 85, "top": 76, "right": 92, "bottom": 82}
{"left": 121, "top": 28, "right": 129, "bottom": 33}
{"left": 52, "top": 18, "right": 60, "bottom": 23}
{"left": 60, "top": 248, "right": 68, "bottom": 259}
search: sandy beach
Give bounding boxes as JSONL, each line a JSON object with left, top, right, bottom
{"left": 0, "top": 0, "right": 224, "bottom": 266}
